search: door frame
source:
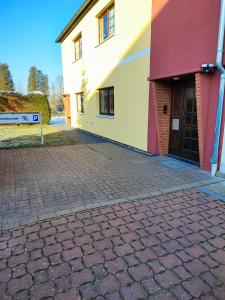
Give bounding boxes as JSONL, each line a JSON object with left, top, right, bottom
{"left": 169, "top": 77, "right": 200, "bottom": 163}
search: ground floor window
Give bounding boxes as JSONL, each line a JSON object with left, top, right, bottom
{"left": 76, "top": 92, "right": 84, "bottom": 113}
{"left": 99, "top": 87, "right": 114, "bottom": 116}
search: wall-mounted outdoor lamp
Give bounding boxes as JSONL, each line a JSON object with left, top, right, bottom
{"left": 201, "top": 64, "right": 216, "bottom": 74}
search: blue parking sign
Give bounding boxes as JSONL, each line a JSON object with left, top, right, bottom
{"left": 33, "top": 114, "right": 39, "bottom": 122}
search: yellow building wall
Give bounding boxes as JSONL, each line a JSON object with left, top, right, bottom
{"left": 61, "top": 0, "right": 151, "bottom": 151}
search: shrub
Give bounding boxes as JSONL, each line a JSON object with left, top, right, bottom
{"left": 27, "top": 93, "right": 51, "bottom": 124}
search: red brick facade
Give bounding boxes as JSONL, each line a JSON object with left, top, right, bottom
{"left": 195, "top": 73, "right": 204, "bottom": 167}
{"left": 150, "top": 81, "right": 172, "bottom": 155}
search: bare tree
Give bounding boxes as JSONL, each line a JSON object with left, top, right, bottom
{"left": 49, "top": 75, "right": 64, "bottom": 114}
{"left": 15, "top": 80, "right": 25, "bottom": 94}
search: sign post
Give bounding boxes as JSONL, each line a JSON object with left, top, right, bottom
{"left": 40, "top": 114, "right": 44, "bottom": 145}
{"left": 0, "top": 112, "right": 44, "bottom": 144}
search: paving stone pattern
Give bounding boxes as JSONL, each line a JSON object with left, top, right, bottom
{"left": 0, "top": 137, "right": 218, "bottom": 231}
{"left": 0, "top": 189, "right": 225, "bottom": 299}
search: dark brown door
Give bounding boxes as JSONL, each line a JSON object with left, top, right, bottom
{"left": 169, "top": 79, "right": 199, "bottom": 163}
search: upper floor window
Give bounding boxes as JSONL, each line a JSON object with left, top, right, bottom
{"left": 74, "top": 34, "right": 82, "bottom": 61}
{"left": 99, "top": 87, "right": 114, "bottom": 116}
{"left": 99, "top": 4, "right": 115, "bottom": 43}
{"left": 76, "top": 92, "right": 84, "bottom": 113}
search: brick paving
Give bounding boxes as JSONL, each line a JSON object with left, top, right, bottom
{"left": 0, "top": 129, "right": 221, "bottom": 231}
{"left": 0, "top": 189, "right": 225, "bottom": 299}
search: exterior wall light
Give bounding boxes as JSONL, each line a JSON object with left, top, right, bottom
{"left": 201, "top": 64, "right": 216, "bottom": 74}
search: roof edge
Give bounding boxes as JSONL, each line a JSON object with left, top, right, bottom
{"left": 56, "top": 0, "right": 98, "bottom": 43}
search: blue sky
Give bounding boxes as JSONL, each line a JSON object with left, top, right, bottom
{"left": 0, "top": 0, "right": 85, "bottom": 93}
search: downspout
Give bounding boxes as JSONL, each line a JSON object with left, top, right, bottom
{"left": 210, "top": 0, "right": 225, "bottom": 176}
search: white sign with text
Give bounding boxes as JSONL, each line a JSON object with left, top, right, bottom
{"left": 0, "top": 113, "right": 40, "bottom": 124}
{"left": 172, "top": 118, "right": 180, "bottom": 131}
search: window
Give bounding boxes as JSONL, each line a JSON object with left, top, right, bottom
{"left": 74, "top": 35, "right": 82, "bottom": 61}
{"left": 76, "top": 93, "right": 84, "bottom": 113}
{"left": 99, "top": 87, "right": 114, "bottom": 116}
{"left": 99, "top": 4, "right": 115, "bottom": 43}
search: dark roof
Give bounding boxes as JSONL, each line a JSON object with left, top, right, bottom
{"left": 56, "top": 0, "right": 98, "bottom": 43}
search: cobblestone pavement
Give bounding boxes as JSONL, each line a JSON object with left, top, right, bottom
{"left": 1, "top": 189, "right": 225, "bottom": 299}
{"left": 0, "top": 128, "right": 222, "bottom": 231}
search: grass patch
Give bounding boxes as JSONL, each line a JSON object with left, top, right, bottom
{"left": 0, "top": 124, "right": 78, "bottom": 149}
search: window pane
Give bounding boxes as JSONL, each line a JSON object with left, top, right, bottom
{"left": 100, "top": 90, "right": 108, "bottom": 114}
{"left": 74, "top": 36, "right": 82, "bottom": 60}
{"left": 109, "top": 7, "right": 115, "bottom": 36}
{"left": 184, "top": 128, "right": 191, "bottom": 138}
{"left": 80, "top": 94, "right": 84, "bottom": 113}
{"left": 186, "top": 100, "right": 193, "bottom": 113}
{"left": 185, "top": 113, "right": 191, "bottom": 125}
{"left": 75, "top": 41, "right": 79, "bottom": 59}
{"left": 108, "top": 88, "right": 114, "bottom": 115}
{"left": 79, "top": 38, "right": 82, "bottom": 57}
{"left": 186, "top": 87, "right": 195, "bottom": 100}
{"left": 77, "top": 93, "right": 84, "bottom": 113}
{"left": 77, "top": 95, "right": 81, "bottom": 112}
{"left": 192, "top": 128, "right": 198, "bottom": 139}
{"left": 192, "top": 140, "right": 199, "bottom": 152}
{"left": 103, "top": 15, "right": 108, "bottom": 40}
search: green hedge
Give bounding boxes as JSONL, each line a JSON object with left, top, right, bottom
{"left": 0, "top": 92, "right": 51, "bottom": 124}
{"left": 27, "top": 94, "right": 51, "bottom": 124}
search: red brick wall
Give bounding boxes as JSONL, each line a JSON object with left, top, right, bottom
{"left": 151, "top": 81, "right": 172, "bottom": 155}
{"left": 195, "top": 73, "right": 204, "bottom": 167}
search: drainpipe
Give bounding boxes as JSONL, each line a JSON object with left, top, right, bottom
{"left": 210, "top": 0, "right": 225, "bottom": 176}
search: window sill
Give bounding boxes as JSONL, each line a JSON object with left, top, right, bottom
{"left": 96, "top": 114, "right": 114, "bottom": 119}
{"left": 77, "top": 112, "right": 84, "bottom": 115}
{"left": 95, "top": 34, "right": 115, "bottom": 48}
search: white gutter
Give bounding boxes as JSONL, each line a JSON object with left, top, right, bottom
{"left": 210, "top": 0, "right": 225, "bottom": 176}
